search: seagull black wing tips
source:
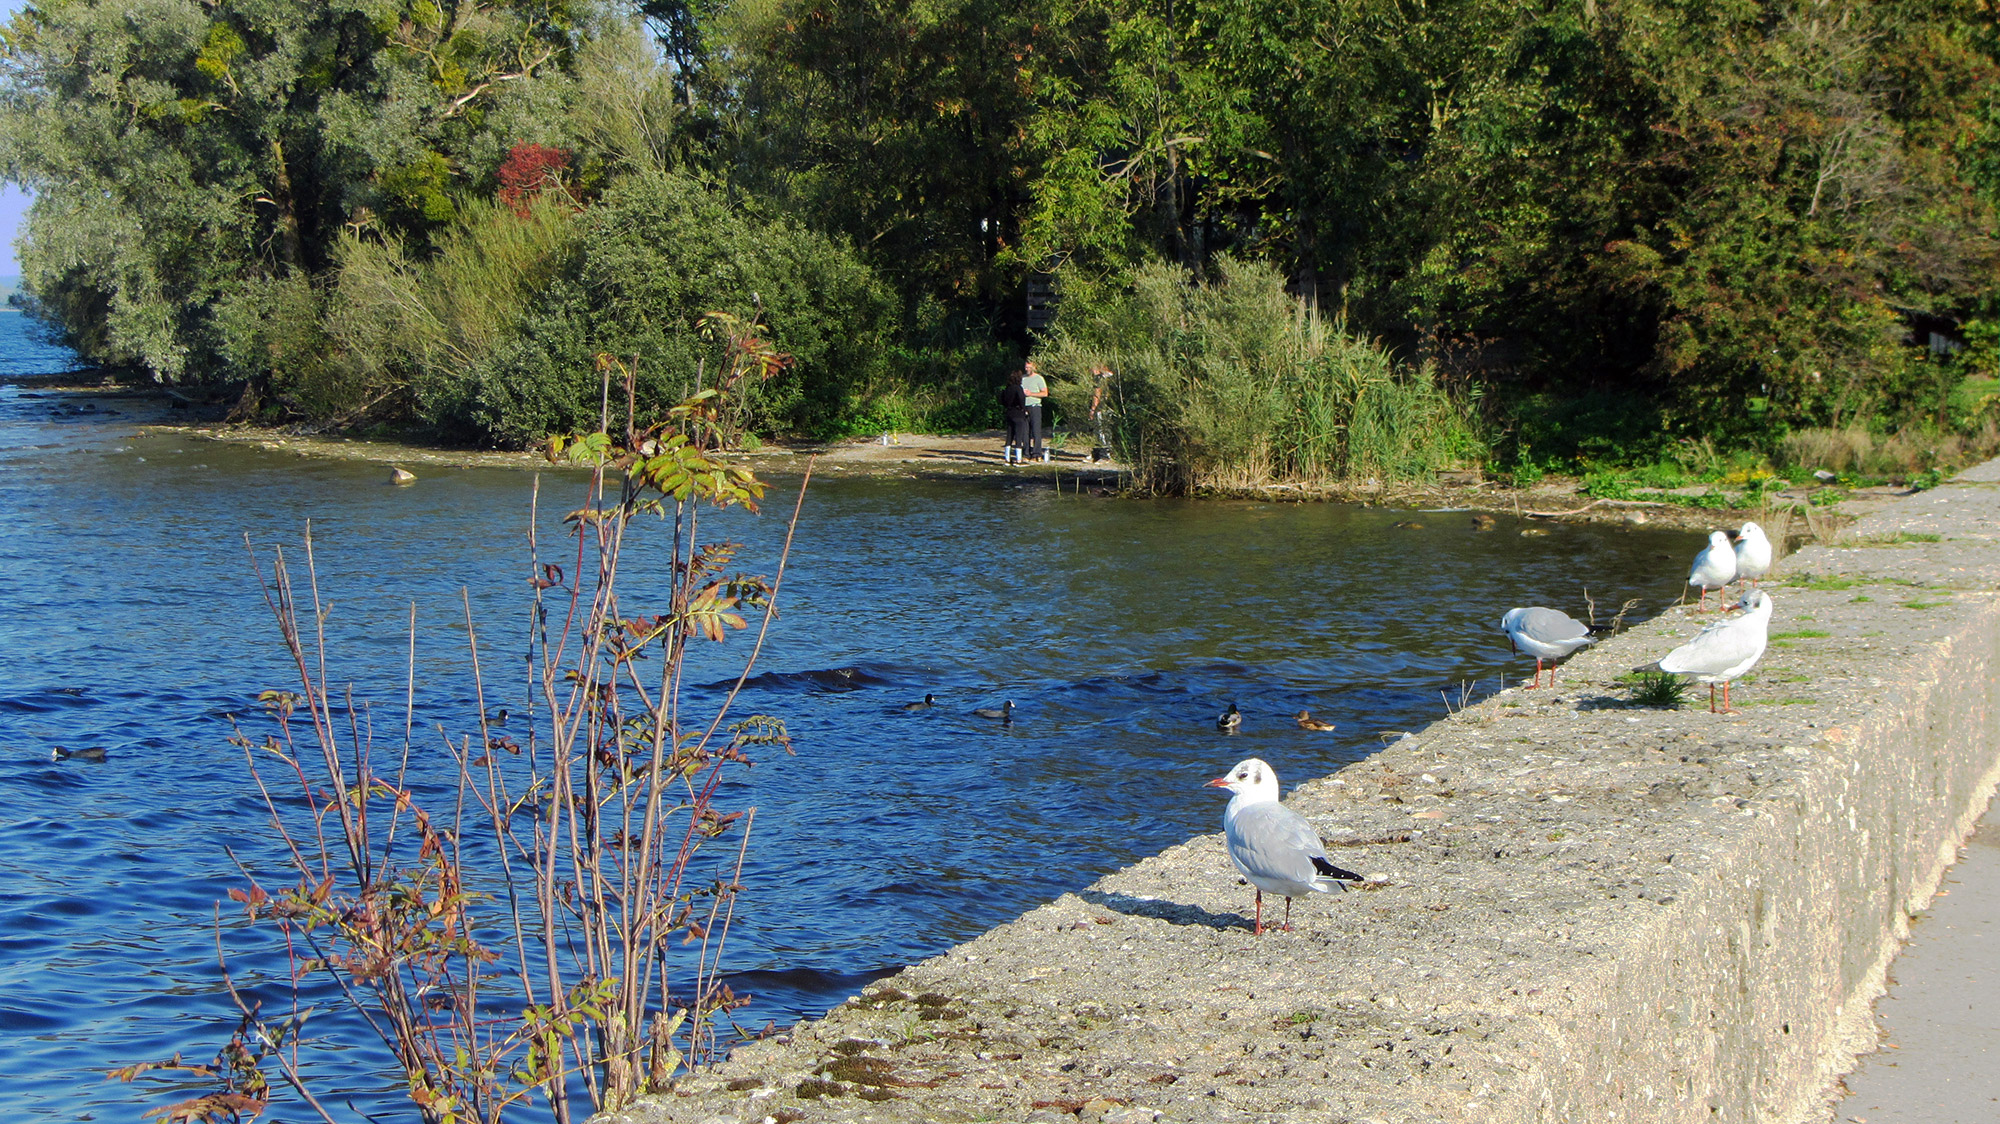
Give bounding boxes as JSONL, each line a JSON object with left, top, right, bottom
{"left": 1312, "top": 856, "right": 1363, "bottom": 881}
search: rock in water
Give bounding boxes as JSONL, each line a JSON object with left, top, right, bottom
{"left": 390, "top": 467, "right": 417, "bottom": 485}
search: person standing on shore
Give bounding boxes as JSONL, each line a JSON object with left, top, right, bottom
{"left": 999, "top": 371, "right": 1029, "bottom": 464}
{"left": 1021, "top": 359, "right": 1050, "bottom": 462}
{"left": 1088, "top": 365, "right": 1114, "bottom": 460}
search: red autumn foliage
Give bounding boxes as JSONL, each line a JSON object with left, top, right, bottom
{"left": 496, "top": 142, "right": 570, "bottom": 216}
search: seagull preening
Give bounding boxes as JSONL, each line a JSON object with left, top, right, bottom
{"left": 1206, "top": 758, "right": 1359, "bottom": 934}
{"left": 1732, "top": 521, "right": 1772, "bottom": 587}
{"left": 1651, "top": 590, "right": 1774, "bottom": 713}
{"left": 1687, "top": 530, "right": 1739, "bottom": 610}
{"left": 1499, "top": 607, "right": 1595, "bottom": 688}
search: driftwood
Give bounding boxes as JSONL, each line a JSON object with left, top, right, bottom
{"left": 1520, "top": 496, "right": 1669, "bottom": 519}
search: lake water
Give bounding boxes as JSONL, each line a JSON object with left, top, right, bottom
{"left": 0, "top": 308, "right": 1699, "bottom": 1118}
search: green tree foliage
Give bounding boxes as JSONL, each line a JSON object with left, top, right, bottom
{"left": 4, "top": 0, "right": 1996, "bottom": 459}
{"left": 374, "top": 171, "right": 892, "bottom": 446}
{"left": 0, "top": 0, "right": 589, "bottom": 389}
{"left": 1013, "top": 0, "right": 2000, "bottom": 443}
{"left": 721, "top": 0, "right": 1043, "bottom": 306}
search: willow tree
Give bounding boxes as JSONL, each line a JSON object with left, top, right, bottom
{"left": 0, "top": 0, "right": 588, "bottom": 389}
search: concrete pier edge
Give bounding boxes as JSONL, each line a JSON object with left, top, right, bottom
{"left": 605, "top": 461, "right": 2000, "bottom": 1124}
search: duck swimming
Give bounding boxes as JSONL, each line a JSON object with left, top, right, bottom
{"left": 1216, "top": 702, "right": 1242, "bottom": 733}
{"left": 1294, "top": 710, "right": 1337, "bottom": 731}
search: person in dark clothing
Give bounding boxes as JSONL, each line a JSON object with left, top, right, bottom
{"left": 998, "top": 371, "right": 1029, "bottom": 464}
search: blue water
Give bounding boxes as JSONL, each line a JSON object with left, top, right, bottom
{"left": 0, "top": 307, "right": 1699, "bottom": 1118}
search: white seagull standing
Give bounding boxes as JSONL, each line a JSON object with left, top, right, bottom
{"left": 1654, "top": 590, "right": 1774, "bottom": 713}
{"left": 1206, "top": 758, "right": 1358, "bottom": 934}
{"left": 1687, "top": 530, "right": 1739, "bottom": 611}
{"left": 1732, "top": 521, "right": 1773, "bottom": 587}
{"left": 1500, "top": 607, "right": 1595, "bottom": 688}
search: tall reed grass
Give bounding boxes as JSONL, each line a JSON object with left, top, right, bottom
{"left": 1776, "top": 420, "right": 2000, "bottom": 477}
{"left": 327, "top": 195, "right": 579, "bottom": 430}
{"left": 1040, "top": 259, "right": 1481, "bottom": 493}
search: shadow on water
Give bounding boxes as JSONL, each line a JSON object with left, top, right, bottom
{"left": 0, "top": 313, "right": 1710, "bottom": 1118}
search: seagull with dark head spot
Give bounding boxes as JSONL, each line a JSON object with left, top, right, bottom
{"left": 1650, "top": 590, "right": 1774, "bottom": 714}
{"left": 1207, "top": 758, "right": 1359, "bottom": 934}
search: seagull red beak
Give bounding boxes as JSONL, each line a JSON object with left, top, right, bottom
{"left": 1205, "top": 776, "right": 1231, "bottom": 788}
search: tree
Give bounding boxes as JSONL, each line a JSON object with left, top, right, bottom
{"left": 0, "top": 0, "right": 583, "bottom": 389}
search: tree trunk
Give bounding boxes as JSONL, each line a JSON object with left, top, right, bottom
{"left": 269, "top": 138, "right": 306, "bottom": 274}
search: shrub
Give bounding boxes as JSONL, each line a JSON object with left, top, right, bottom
{"left": 1036, "top": 258, "right": 1483, "bottom": 492}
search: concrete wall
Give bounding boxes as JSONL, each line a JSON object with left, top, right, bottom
{"left": 604, "top": 466, "right": 2000, "bottom": 1124}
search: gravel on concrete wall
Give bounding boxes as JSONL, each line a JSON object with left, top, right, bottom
{"left": 599, "top": 463, "right": 2000, "bottom": 1124}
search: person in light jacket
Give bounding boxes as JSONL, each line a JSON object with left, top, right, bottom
{"left": 1020, "top": 359, "right": 1049, "bottom": 462}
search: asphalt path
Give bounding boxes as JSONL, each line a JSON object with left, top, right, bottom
{"left": 1834, "top": 791, "right": 2000, "bottom": 1124}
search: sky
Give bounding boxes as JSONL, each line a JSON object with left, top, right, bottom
{"left": 1, "top": 186, "right": 26, "bottom": 278}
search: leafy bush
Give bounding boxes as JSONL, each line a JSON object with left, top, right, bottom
{"left": 1036, "top": 258, "right": 1482, "bottom": 492}
{"left": 371, "top": 173, "right": 897, "bottom": 446}
{"left": 1491, "top": 390, "right": 1672, "bottom": 474}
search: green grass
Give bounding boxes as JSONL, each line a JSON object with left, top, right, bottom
{"left": 1855, "top": 531, "right": 1944, "bottom": 546}
{"left": 1901, "top": 600, "right": 1949, "bottom": 610}
{"left": 1629, "top": 672, "right": 1690, "bottom": 709}
{"left": 1770, "top": 629, "right": 1830, "bottom": 640}
{"left": 1851, "top": 595, "right": 1872, "bottom": 603}
{"left": 1786, "top": 573, "right": 1859, "bottom": 591}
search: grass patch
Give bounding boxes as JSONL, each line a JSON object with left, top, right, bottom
{"left": 1900, "top": 600, "right": 1949, "bottom": 610}
{"left": 1770, "top": 629, "right": 1830, "bottom": 639}
{"left": 1629, "top": 672, "right": 1690, "bottom": 709}
{"left": 1855, "top": 531, "right": 1944, "bottom": 546}
{"left": 1786, "top": 573, "right": 1859, "bottom": 591}
{"left": 1851, "top": 595, "right": 1872, "bottom": 602}
{"left": 1743, "top": 697, "right": 1819, "bottom": 706}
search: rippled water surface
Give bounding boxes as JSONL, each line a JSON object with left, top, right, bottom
{"left": 0, "top": 309, "right": 1703, "bottom": 1118}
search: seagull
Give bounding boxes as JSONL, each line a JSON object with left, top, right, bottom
{"left": 1499, "top": 607, "right": 1595, "bottom": 688}
{"left": 1731, "top": 521, "right": 1773, "bottom": 587}
{"left": 1651, "top": 590, "right": 1774, "bottom": 713}
{"left": 972, "top": 700, "right": 1013, "bottom": 724}
{"left": 1687, "top": 530, "right": 1739, "bottom": 611}
{"left": 1206, "top": 758, "right": 1359, "bottom": 934}
{"left": 902, "top": 693, "right": 937, "bottom": 711}
{"left": 1294, "top": 710, "right": 1338, "bottom": 731}
{"left": 1216, "top": 702, "right": 1242, "bottom": 733}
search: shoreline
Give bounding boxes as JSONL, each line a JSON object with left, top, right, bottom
{"left": 601, "top": 462, "right": 2000, "bottom": 1124}
{"left": 8, "top": 375, "right": 1909, "bottom": 533}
